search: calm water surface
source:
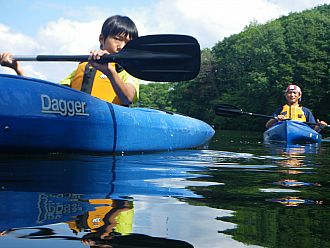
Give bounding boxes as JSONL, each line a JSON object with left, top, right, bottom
{"left": 0, "top": 130, "right": 330, "bottom": 248}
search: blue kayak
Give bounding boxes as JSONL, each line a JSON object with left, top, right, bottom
{"left": 0, "top": 74, "right": 214, "bottom": 153}
{"left": 263, "top": 120, "right": 321, "bottom": 144}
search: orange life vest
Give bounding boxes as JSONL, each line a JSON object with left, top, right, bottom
{"left": 67, "top": 199, "right": 133, "bottom": 235}
{"left": 71, "top": 62, "right": 124, "bottom": 105}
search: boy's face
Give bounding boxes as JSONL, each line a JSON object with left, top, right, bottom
{"left": 100, "top": 33, "right": 131, "bottom": 53}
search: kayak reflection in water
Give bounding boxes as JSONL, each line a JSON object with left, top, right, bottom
{"left": 72, "top": 199, "right": 193, "bottom": 247}
{"left": 268, "top": 196, "right": 324, "bottom": 207}
{"left": 0, "top": 198, "right": 193, "bottom": 248}
{"left": 0, "top": 198, "right": 133, "bottom": 240}
{"left": 272, "top": 179, "right": 321, "bottom": 187}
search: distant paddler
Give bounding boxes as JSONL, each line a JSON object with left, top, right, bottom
{"left": 265, "top": 84, "right": 328, "bottom": 132}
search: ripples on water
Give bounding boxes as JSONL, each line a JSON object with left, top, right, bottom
{"left": 0, "top": 130, "right": 329, "bottom": 248}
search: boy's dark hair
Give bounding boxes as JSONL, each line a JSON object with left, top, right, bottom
{"left": 101, "top": 15, "right": 138, "bottom": 40}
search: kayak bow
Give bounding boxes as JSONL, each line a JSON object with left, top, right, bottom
{"left": 263, "top": 120, "right": 322, "bottom": 144}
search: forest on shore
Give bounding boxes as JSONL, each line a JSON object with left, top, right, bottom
{"left": 134, "top": 4, "right": 329, "bottom": 131}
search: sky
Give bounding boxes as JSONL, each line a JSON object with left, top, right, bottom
{"left": 0, "top": 0, "right": 329, "bottom": 82}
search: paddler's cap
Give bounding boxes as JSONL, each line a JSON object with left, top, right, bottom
{"left": 285, "top": 84, "right": 302, "bottom": 94}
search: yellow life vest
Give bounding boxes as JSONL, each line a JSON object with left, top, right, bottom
{"left": 67, "top": 62, "right": 139, "bottom": 105}
{"left": 67, "top": 199, "right": 133, "bottom": 235}
{"left": 280, "top": 104, "right": 306, "bottom": 122}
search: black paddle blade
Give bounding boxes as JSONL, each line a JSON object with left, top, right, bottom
{"left": 214, "top": 104, "right": 243, "bottom": 117}
{"left": 113, "top": 34, "right": 201, "bottom": 82}
{"left": 14, "top": 35, "right": 201, "bottom": 82}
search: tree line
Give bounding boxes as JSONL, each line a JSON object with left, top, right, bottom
{"left": 134, "top": 4, "right": 330, "bottom": 131}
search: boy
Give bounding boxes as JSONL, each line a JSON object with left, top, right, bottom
{"left": 0, "top": 15, "right": 139, "bottom": 106}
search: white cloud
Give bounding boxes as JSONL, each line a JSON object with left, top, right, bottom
{"left": 126, "top": 0, "right": 286, "bottom": 47}
{"left": 31, "top": 18, "right": 103, "bottom": 82}
{"left": 37, "top": 18, "right": 101, "bottom": 54}
{"left": 0, "top": 24, "right": 38, "bottom": 52}
{"left": 267, "top": 0, "right": 329, "bottom": 11}
{"left": 0, "top": 24, "right": 43, "bottom": 78}
{"left": 0, "top": 19, "right": 103, "bottom": 81}
{"left": 128, "top": 0, "right": 329, "bottom": 47}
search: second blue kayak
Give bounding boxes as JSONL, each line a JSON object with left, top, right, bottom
{"left": 263, "top": 120, "right": 322, "bottom": 144}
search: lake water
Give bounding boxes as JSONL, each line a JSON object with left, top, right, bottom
{"left": 0, "top": 130, "right": 329, "bottom": 248}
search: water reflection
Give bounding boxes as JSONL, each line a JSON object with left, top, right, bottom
{"left": 193, "top": 133, "right": 330, "bottom": 248}
{"left": 1, "top": 228, "right": 193, "bottom": 248}
{"left": 1, "top": 134, "right": 330, "bottom": 248}
{"left": 262, "top": 143, "right": 324, "bottom": 207}
{"left": 272, "top": 179, "right": 321, "bottom": 187}
{"left": 263, "top": 144, "right": 320, "bottom": 174}
{"left": 265, "top": 142, "right": 321, "bottom": 155}
{"left": 0, "top": 151, "right": 222, "bottom": 247}
{"left": 267, "top": 196, "right": 324, "bottom": 207}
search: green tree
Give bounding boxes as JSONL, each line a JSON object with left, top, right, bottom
{"left": 133, "top": 82, "right": 176, "bottom": 112}
{"left": 169, "top": 48, "right": 219, "bottom": 121}
{"left": 211, "top": 4, "right": 329, "bottom": 130}
{"left": 135, "top": 5, "right": 330, "bottom": 131}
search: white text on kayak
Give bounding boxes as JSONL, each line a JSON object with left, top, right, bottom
{"left": 41, "top": 94, "right": 89, "bottom": 116}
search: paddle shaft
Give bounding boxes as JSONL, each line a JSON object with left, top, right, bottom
{"left": 12, "top": 34, "right": 201, "bottom": 82}
{"left": 13, "top": 55, "right": 91, "bottom": 62}
{"left": 237, "top": 110, "right": 273, "bottom": 119}
{"left": 215, "top": 104, "right": 329, "bottom": 128}
{"left": 230, "top": 110, "right": 321, "bottom": 126}
{"left": 13, "top": 53, "right": 191, "bottom": 62}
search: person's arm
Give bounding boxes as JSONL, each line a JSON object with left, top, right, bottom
{"left": 88, "top": 50, "right": 136, "bottom": 105}
{"left": 265, "top": 118, "right": 276, "bottom": 129}
{"left": 265, "top": 107, "right": 283, "bottom": 129}
{"left": 314, "top": 120, "right": 328, "bottom": 132}
{"left": 0, "top": 53, "right": 25, "bottom": 76}
{"left": 59, "top": 69, "right": 77, "bottom": 87}
{"left": 105, "top": 65, "right": 137, "bottom": 105}
{"left": 302, "top": 107, "right": 326, "bottom": 132}
{"left": 303, "top": 107, "right": 316, "bottom": 124}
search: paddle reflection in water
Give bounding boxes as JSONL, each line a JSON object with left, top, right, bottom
{"left": 0, "top": 151, "right": 227, "bottom": 248}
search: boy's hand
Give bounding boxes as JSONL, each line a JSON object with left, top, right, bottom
{"left": 0, "top": 52, "right": 24, "bottom": 75}
{"left": 0, "top": 53, "right": 16, "bottom": 68}
{"left": 88, "top": 50, "right": 116, "bottom": 76}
